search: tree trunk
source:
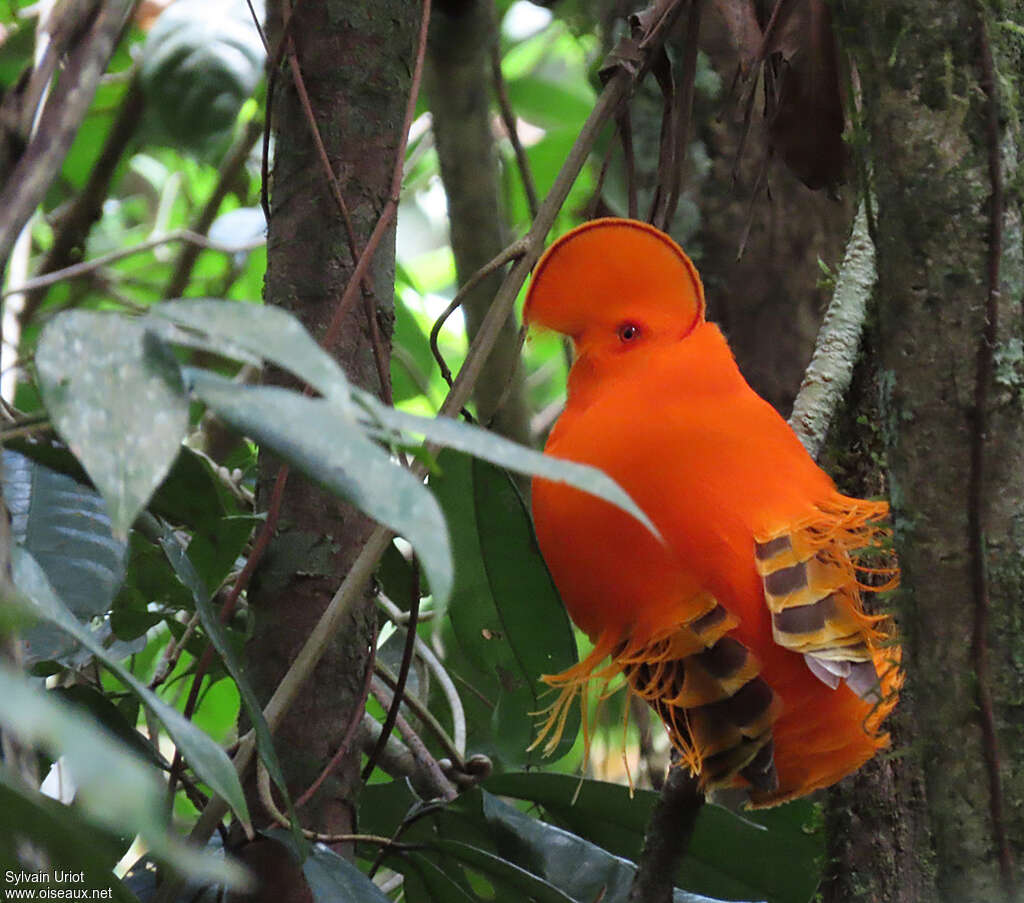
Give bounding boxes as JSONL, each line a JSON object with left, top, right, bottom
{"left": 824, "top": 3, "right": 1024, "bottom": 900}
{"left": 425, "top": 0, "right": 531, "bottom": 444}
{"left": 240, "top": 0, "right": 414, "bottom": 865}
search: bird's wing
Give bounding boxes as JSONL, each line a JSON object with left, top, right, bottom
{"left": 754, "top": 495, "right": 898, "bottom": 702}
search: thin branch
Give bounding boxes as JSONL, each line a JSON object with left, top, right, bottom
{"left": 660, "top": 0, "right": 702, "bottom": 229}
{"left": 372, "top": 664, "right": 463, "bottom": 769}
{"left": 368, "top": 686, "right": 457, "bottom": 802}
{"left": 971, "top": 15, "right": 1014, "bottom": 896}
{"left": 376, "top": 592, "right": 465, "bottom": 755}
{"left": 358, "top": 712, "right": 457, "bottom": 802}
{"left": 788, "top": 202, "right": 876, "bottom": 458}
{"left": 618, "top": 108, "right": 639, "bottom": 220}
{"left": 490, "top": 42, "right": 539, "bottom": 220}
{"left": 280, "top": 1, "right": 361, "bottom": 265}
{"left": 1, "top": 230, "right": 265, "bottom": 299}
{"left": 294, "top": 617, "right": 378, "bottom": 809}
{"left": 321, "top": 0, "right": 432, "bottom": 355}
{"left": 258, "top": 760, "right": 395, "bottom": 844}
{"left": 362, "top": 560, "right": 421, "bottom": 781}
{"left": 429, "top": 236, "right": 529, "bottom": 389}
{"left": 0, "top": 0, "right": 134, "bottom": 272}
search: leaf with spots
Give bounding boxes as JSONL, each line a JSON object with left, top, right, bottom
{"left": 35, "top": 312, "right": 189, "bottom": 538}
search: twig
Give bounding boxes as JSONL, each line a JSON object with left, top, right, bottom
{"left": 280, "top": 0, "right": 361, "bottom": 265}
{"left": 362, "top": 560, "right": 421, "bottom": 781}
{"left": 627, "top": 763, "right": 703, "bottom": 903}
{"left": 278, "top": 0, "right": 394, "bottom": 400}
{"left": 971, "top": 15, "right": 1014, "bottom": 897}
{"left": 428, "top": 237, "right": 529, "bottom": 388}
{"left": 618, "top": 108, "right": 638, "bottom": 220}
{"left": 258, "top": 761, "right": 396, "bottom": 844}
{"left": 490, "top": 42, "right": 539, "bottom": 220}
{"left": 321, "top": 0, "right": 432, "bottom": 355}
{"left": 660, "top": 0, "right": 702, "bottom": 230}
{"left": 368, "top": 686, "right": 457, "bottom": 803}
{"left": 358, "top": 712, "right": 457, "bottom": 802}
{"left": 0, "top": 0, "right": 134, "bottom": 272}
{"left": 788, "top": 202, "right": 876, "bottom": 458}
{"left": 293, "top": 617, "right": 378, "bottom": 810}
{"left": 372, "top": 665, "right": 463, "bottom": 769}
{"left": 376, "top": 592, "right": 465, "bottom": 755}
{"left": 1, "top": 230, "right": 265, "bottom": 299}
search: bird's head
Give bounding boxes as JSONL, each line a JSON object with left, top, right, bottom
{"left": 523, "top": 218, "right": 706, "bottom": 360}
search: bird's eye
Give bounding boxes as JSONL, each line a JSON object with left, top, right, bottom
{"left": 617, "top": 322, "right": 641, "bottom": 343}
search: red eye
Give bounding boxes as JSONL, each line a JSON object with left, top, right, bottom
{"left": 617, "top": 322, "right": 641, "bottom": 342}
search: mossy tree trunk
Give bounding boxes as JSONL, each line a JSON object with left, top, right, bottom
{"left": 824, "top": 4, "right": 1024, "bottom": 900}
{"left": 237, "top": 0, "right": 414, "bottom": 884}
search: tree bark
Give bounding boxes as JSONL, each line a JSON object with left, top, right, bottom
{"left": 824, "top": 3, "right": 1024, "bottom": 900}
{"left": 241, "top": 0, "right": 414, "bottom": 862}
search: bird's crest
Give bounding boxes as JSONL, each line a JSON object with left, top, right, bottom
{"left": 523, "top": 218, "right": 706, "bottom": 341}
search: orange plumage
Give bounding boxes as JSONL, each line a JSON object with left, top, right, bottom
{"left": 524, "top": 218, "right": 900, "bottom": 807}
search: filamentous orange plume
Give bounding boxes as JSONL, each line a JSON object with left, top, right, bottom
{"left": 524, "top": 218, "right": 901, "bottom": 808}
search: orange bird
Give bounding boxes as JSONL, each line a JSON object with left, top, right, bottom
{"left": 524, "top": 218, "right": 901, "bottom": 808}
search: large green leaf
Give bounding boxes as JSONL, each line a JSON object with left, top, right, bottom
{"left": 469, "top": 790, "right": 726, "bottom": 903}
{"left": 139, "top": 0, "right": 265, "bottom": 155}
{"left": 429, "top": 450, "right": 578, "bottom": 767}
{"left": 0, "top": 774, "right": 139, "bottom": 901}
{"left": 0, "top": 663, "right": 246, "bottom": 888}
{"left": 484, "top": 772, "right": 824, "bottom": 903}
{"left": 358, "top": 782, "right": 729, "bottom": 903}
{"left": 300, "top": 844, "right": 394, "bottom": 903}
{"left": 356, "top": 394, "right": 657, "bottom": 537}
{"left": 12, "top": 548, "right": 251, "bottom": 832}
{"left": 149, "top": 300, "right": 352, "bottom": 410}
{"left": 3, "top": 449, "right": 127, "bottom": 661}
{"left": 35, "top": 312, "right": 190, "bottom": 536}
{"left": 184, "top": 369, "right": 453, "bottom": 605}
{"left": 401, "top": 852, "right": 480, "bottom": 903}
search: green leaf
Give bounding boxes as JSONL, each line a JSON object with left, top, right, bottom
{"left": 149, "top": 300, "right": 352, "bottom": 410}
{"left": 0, "top": 663, "right": 248, "bottom": 889}
{"left": 139, "top": 0, "right": 265, "bottom": 156}
{"left": 185, "top": 514, "right": 258, "bottom": 593}
{"left": 35, "top": 312, "right": 190, "bottom": 537}
{"left": 431, "top": 839, "right": 577, "bottom": 903}
{"left": 0, "top": 774, "right": 140, "bottom": 901}
{"left": 484, "top": 772, "right": 823, "bottom": 903}
{"left": 356, "top": 394, "right": 658, "bottom": 537}
{"left": 469, "top": 790, "right": 727, "bottom": 903}
{"left": 429, "top": 450, "right": 577, "bottom": 767}
{"left": 12, "top": 547, "right": 251, "bottom": 832}
{"left": 401, "top": 852, "right": 480, "bottom": 903}
{"left": 360, "top": 784, "right": 729, "bottom": 903}
{"left": 150, "top": 446, "right": 241, "bottom": 533}
{"left": 53, "top": 684, "right": 164, "bottom": 768}
{"left": 301, "top": 845, "right": 394, "bottom": 903}
{"left": 391, "top": 293, "right": 437, "bottom": 404}
{"left": 3, "top": 449, "right": 127, "bottom": 658}
{"left": 185, "top": 370, "right": 453, "bottom": 605}
{"left": 155, "top": 530, "right": 296, "bottom": 844}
